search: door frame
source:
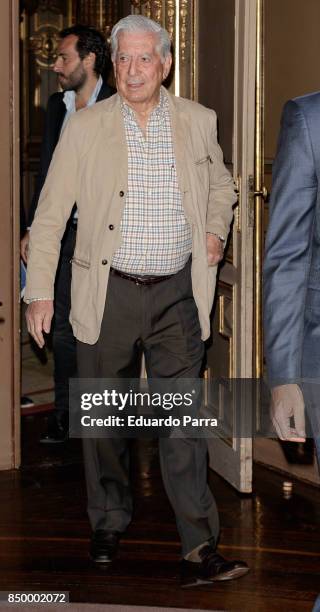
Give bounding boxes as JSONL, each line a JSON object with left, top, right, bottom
{"left": 0, "top": 0, "right": 20, "bottom": 470}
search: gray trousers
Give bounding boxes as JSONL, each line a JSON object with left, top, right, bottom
{"left": 77, "top": 260, "right": 219, "bottom": 556}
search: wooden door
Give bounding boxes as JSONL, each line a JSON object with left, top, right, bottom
{"left": 195, "top": 0, "right": 258, "bottom": 492}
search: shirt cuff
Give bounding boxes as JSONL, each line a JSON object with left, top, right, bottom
{"left": 206, "top": 232, "right": 226, "bottom": 247}
{"left": 24, "top": 297, "right": 53, "bottom": 303}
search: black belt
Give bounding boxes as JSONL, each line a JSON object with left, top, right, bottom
{"left": 110, "top": 267, "right": 174, "bottom": 286}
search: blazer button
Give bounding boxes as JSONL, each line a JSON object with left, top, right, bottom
{"left": 101, "top": 259, "right": 108, "bottom": 265}
{"left": 109, "top": 224, "right": 114, "bottom": 230}
{"left": 119, "top": 190, "right": 124, "bottom": 197}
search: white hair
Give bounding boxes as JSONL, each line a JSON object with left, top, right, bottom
{"left": 111, "top": 15, "right": 171, "bottom": 62}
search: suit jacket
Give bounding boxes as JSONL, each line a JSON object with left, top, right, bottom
{"left": 264, "top": 92, "right": 320, "bottom": 386}
{"left": 25, "top": 90, "right": 237, "bottom": 344}
{"left": 28, "top": 80, "right": 114, "bottom": 226}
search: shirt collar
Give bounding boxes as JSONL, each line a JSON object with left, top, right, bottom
{"left": 63, "top": 75, "right": 103, "bottom": 113}
{"left": 120, "top": 86, "right": 168, "bottom": 122}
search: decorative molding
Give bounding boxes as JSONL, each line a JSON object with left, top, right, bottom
{"left": 20, "top": 0, "right": 72, "bottom": 225}
{"left": 38, "top": 0, "right": 65, "bottom": 12}
{"left": 131, "top": 0, "right": 151, "bottom": 18}
{"left": 152, "top": 0, "right": 163, "bottom": 23}
{"left": 131, "top": 0, "right": 149, "bottom": 7}
{"left": 105, "top": 1, "right": 116, "bottom": 38}
{"left": 29, "top": 26, "right": 60, "bottom": 67}
{"left": 23, "top": 0, "right": 66, "bottom": 14}
{"left": 166, "top": 0, "right": 175, "bottom": 42}
{"left": 74, "top": 1, "right": 119, "bottom": 41}
{"left": 180, "top": 0, "right": 188, "bottom": 61}
{"left": 129, "top": 1, "right": 196, "bottom": 100}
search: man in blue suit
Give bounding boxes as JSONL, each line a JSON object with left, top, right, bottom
{"left": 264, "top": 92, "right": 320, "bottom": 458}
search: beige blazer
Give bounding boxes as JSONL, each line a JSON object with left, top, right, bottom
{"left": 25, "top": 91, "right": 237, "bottom": 344}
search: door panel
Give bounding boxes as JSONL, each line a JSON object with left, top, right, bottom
{"left": 197, "top": 0, "right": 257, "bottom": 492}
{"left": 197, "top": 0, "right": 235, "bottom": 163}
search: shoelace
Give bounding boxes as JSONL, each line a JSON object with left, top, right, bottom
{"left": 199, "top": 546, "right": 226, "bottom": 571}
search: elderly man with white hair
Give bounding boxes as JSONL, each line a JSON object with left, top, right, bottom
{"left": 25, "top": 15, "right": 249, "bottom": 586}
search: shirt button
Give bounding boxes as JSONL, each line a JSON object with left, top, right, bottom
{"left": 119, "top": 190, "right": 124, "bottom": 197}
{"left": 109, "top": 224, "right": 114, "bottom": 230}
{"left": 101, "top": 259, "right": 108, "bottom": 265}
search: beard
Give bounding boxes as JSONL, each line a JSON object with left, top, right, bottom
{"left": 58, "top": 61, "right": 87, "bottom": 92}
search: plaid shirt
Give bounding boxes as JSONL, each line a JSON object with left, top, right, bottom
{"left": 111, "top": 88, "right": 192, "bottom": 275}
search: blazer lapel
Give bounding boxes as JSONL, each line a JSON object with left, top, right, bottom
{"left": 167, "top": 91, "right": 198, "bottom": 225}
{"left": 100, "top": 94, "right": 128, "bottom": 194}
{"left": 167, "top": 92, "right": 188, "bottom": 195}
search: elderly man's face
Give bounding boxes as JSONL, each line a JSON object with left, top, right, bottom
{"left": 113, "top": 31, "right": 172, "bottom": 110}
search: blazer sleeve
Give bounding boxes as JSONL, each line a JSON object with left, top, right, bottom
{"left": 27, "top": 94, "right": 63, "bottom": 226}
{"left": 25, "top": 113, "right": 80, "bottom": 302}
{"left": 263, "top": 100, "right": 317, "bottom": 387}
{"left": 206, "top": 110, "right": 237, "bottom": 238}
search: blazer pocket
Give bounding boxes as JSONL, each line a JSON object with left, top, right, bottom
{"left": 71, "top": 256, "right": 91, "bottom": 270}
{"left": 195, "top": 155, "right": 213, "bottom": 165}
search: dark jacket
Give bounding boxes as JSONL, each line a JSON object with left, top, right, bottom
{"left": 28, "top": 79, "right": 114, "bottom": 226}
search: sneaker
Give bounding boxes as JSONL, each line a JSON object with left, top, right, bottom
{"left": 21, "top": 396, "right": 35, "bottom": 409}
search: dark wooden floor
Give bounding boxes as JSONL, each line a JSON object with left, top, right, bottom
{"left": 0, "top": 412, "right": 319, "bottom": 611}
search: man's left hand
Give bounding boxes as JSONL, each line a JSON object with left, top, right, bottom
{"left": 26, "top": 299, "right": 54, "bottom": 349}
{"left": 206, "top": 233, "right": 224, "bottom": 266}
{"left": 270, "top": 384, "right": 306, "bottom": 442}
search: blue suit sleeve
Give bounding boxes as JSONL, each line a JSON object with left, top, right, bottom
{"left": 263, "top": 99, "right": 317, "bottom": 386}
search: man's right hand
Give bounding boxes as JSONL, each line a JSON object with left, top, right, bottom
{"left": 26, "top": 300, "right": 54, "bottom": 349}
{"left": 270, "top": 383, "right": 306, "bottom": 443}
{"left": 20, "top": 231, "right": 30, "bottom": 264}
